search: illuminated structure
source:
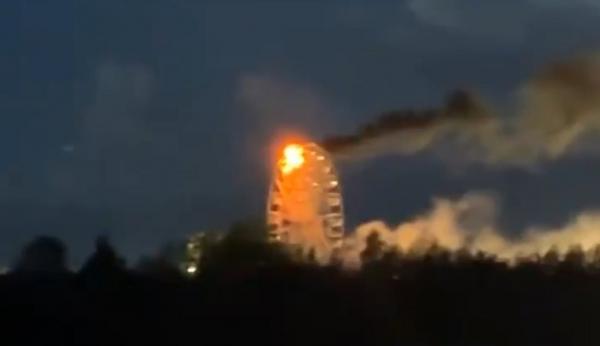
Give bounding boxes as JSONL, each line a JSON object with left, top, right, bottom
{"left": 182, "top": 233, "right": 206, "bottom": 276}
{"left": 266, "top": 142, "right": 344, "bottom": 260}
{"left": 181, "top": 232, "right": 224, "bottom": 276}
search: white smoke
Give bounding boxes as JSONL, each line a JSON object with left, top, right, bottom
{"left": 339, "top": 192, "right": 600, "bottom": 268}
{"left": 474, "top": 52, "right": 600, "bottom": 165}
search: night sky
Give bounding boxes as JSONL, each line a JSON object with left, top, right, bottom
{"left": 3, "top": 1, "right": 600, "bottom": 265}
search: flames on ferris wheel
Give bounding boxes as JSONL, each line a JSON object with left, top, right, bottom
{"left": 266, "top": 141, "right": 345, "bottom": 260}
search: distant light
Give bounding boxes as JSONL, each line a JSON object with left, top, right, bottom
{"left": 186, "top": 266, "right": 197, "bottom": 274}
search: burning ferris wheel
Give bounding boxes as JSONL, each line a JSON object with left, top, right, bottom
{"left": 266, "top": 142, "right": 344, "bottom": 259}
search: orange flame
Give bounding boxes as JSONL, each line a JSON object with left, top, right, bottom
{"left": 280, "top": 144, "right": 305, "bottom": 175}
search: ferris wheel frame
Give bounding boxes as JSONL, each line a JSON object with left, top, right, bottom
{"left": 266, "top": 142, "right": 345, "bottom": 253}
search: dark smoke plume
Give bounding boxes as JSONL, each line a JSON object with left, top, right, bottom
{"left": 321, "top": 90, "right": 490, "bottom": 156}
{"left": 321, "top": 53, "right": 600, "bottom": 165}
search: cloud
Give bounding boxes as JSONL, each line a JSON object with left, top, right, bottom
{"left": 407, "top": 0, "right": 462, "bottom": 29}
{"left": 407, "top": 0, "right": 600, "bottom": 42}
{"left": 406, "top": 0, "right": 531, "bottom": 41}
{"left": 531, "top": 0, "right": 600, "bottom": 10}
{"left": 580, "top": 0, "right": 600, "bottom": 8}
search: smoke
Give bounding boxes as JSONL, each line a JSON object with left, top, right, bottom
{"left": 338, "top": 192, "right": 600, "bottom": 268}
{"left": 321, "top": 90, "right": 494, "bottom": 161}
{"left": 322, "top": 53, "right": 600, "bottom": 166}
{"left": 237, "top": 73, "right": 334, "bottom": 134}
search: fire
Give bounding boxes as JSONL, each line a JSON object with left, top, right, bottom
{"left": 280, "top": 144, "right": 305, "bottom": 175}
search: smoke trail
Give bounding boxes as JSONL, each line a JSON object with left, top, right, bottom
{"left": 339, "top": 192, "right": 600, "bottom": 268}
{"left": 321, "top": 90, "right": 494, "bottom": 160}
{"left": 322, "top": 53, "right": 600, "bottom": 165}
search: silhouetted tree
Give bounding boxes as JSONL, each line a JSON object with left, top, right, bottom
{"left": 361, "top": 231, "right": 385, "bottom": 264}
{"left": 199, "top": 220, "right": 290, "bottom": 276}
{"left": 306, "top": 247, "right": 317, "bottom": 264}
{"left": 453, "top": 246, "right": 473, "bottom": 263}
{"left": 561, "top": 244, "right": 586, "bottom": 270}
{"left": 136, "top": 256, "right": 182, "bottom": 281}
{"left": 225, "top": 218, "right": 268, "bottom": 243}
{"left": 79, "top": 236, "right": 126, "bottom": 283}
{"left": 157, "top": 240, "right": 187, "bottom": 267}
{"left": 515, "top": 253, "right": 541, "bottom": 266}
{"left": 424, "top": 242, "right": 451, "bottom": 264}
{"left": 14, "top": 236, "right": 69, "bottom": 274}
{"left": 542, "top": 246, "right": 560, "bottom": 267}
{"left": 5, "top": 232, "right": 600, "bottom": 346}
{"left": 588, "top": 244, "right": 600, "bottom": 269}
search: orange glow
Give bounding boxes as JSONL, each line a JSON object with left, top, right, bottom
{"left": 280, "top": 144, "right": 305, "bottom": 175}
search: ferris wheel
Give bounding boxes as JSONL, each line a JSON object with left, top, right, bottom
{"left": 266, "top": 142, "right": 344, "bottom": 259}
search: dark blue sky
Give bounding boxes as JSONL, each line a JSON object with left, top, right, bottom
{"left": 3, "top": 1, "right": 600, "bottom": 265}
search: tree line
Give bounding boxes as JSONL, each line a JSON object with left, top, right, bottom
{"left": 2, "top": 221, "right": 600, "bottom": 346}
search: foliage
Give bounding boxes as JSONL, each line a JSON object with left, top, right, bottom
{"left": 4, "top": 227, "right": 600, "bottom": 345}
